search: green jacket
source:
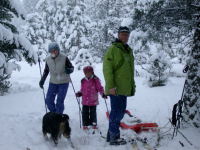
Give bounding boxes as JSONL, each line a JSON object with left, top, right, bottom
{"left": 103, "top": 40, "right": 136, "bottom": 96}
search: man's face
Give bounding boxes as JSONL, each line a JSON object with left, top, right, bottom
{"left": 118, "top": 32, "right": 130, "bottom": 44}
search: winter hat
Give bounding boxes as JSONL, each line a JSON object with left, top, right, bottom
{"left": 83, "top": 66, "right": 94, "bottom": 73}
{"left": 48, "top": 42, "right": 60, "bottom": 53}
{"left": 118, "top": 26, "right": 130, "bottom": 33}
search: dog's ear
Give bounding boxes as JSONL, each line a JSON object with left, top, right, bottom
{"left": 62, "top": 114, "right": 69, "bottom": 121}
{"left": 65, "top": 114, "right": 69, "bottom": 120}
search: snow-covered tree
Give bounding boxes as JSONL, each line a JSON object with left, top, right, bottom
{"left": 22, "top": 0, "right": 40, "bottom": 13}
{"left": 133, "top": 0, "right": 200, "bottom": 127}
{"left": 65, "top": 2, "right": 90, "bottom": 59}
{"left": 147, "top": 50, "right": 172, "bottom": 87}
{"left": 85, "top": 0, "right": 136, "bottom": 59}
{"left": 25, "top": 12, "right": 47, "bottom": 58}
{"left": 132, "top": 0, "right": 196, "bottom": 62}
{"left": 74, "top": 48, "right": 94, "bottom": 70}
{"left": 26, "top": 0, "right": 70, "bottom": 57}
{"left": 29, "top": 0, "right": 93, "bottom": 68}
{"left": 0, "top": 0, "right": 37, "bottom": 95}
{"left": 182, "top": 4, "right": 200, "bottom": 127}
{"left": 129, "top": 30, "right": 151, "bottom": 65}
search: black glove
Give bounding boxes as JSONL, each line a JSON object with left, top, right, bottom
{"left": 76, "top": 92, "right": 82, "bottom": 97}
{"left": 66, "top": 67, "right": 74, "bottom": 74}
{"left": 39, "top": 79, "right": 45, "bottom": 89}
{"left": 102, "top": 93, "right": 108, "bottom": 99}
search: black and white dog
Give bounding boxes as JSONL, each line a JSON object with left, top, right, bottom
{"left": 42, "top": 112, "right": 71, "bottom": 145}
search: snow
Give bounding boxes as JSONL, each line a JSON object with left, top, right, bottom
{"left": 10, "top": 0, "right": 26, "bottom": 15}
{"left": 35, "top": 0, "right": 46, "bottom": 10}
{"left": 121, "top": 18, "right": 133, "bottom": 27}
{"left": 0, "top": 24, "right": 14, "bottom": 43}
{"left": 0, "top": 62, "right": 200, "bottom": 150}
{"left": 0, "top": 52, "right": 6, "bottom": 68}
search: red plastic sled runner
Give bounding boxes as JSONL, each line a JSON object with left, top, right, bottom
{"left": 106, "top": 110, "right": 159, "bottom": 133}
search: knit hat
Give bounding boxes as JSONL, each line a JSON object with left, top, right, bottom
{"left": 48, "top": 42, "right": 60, "bottom": 53}
{"left": 118, "top": 26, "right": 130, "bottom": 33}
{"left": 83, "top": 66, "right": 94, "bottom": 73}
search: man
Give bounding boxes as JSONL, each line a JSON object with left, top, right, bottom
{"left": 39, "top": 42, "right": 74, "bottom": 114}
{"left": 103, "top": 26, "right": 136, "bottom": 145}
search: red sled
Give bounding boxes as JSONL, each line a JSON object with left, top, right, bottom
{"left": 106, "top": 110, "right": 159, "bottom": 133}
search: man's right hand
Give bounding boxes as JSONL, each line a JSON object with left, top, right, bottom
{"left": 109, "top": 88, "right": 116, "bottom": 96}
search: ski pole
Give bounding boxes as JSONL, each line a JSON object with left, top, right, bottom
{"left": 103, "top": 97, "right": 109, "bottom": 114}
{"left": 69, "top": 76, "right": 82, "bottom": 128}
{"left": 38, "top": 56, "right": 48, "bottom": 113}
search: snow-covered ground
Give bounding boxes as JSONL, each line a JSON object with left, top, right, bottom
{"left": 0, "top": 62, "right": 200, "bottom": 150}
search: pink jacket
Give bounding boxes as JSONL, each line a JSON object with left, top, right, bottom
{"left": 80, "top": 75, "right": 104, "bottom": 106}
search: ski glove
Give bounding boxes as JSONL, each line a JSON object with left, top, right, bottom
{"left": 66, "top": 67, "right": 74, "bottom": 74}
{"left": 39, "top": 79, "right": 45, "bottom": 89}
{"left": 75, "top": 92, "right": 82, "bottom": 97}
{"left": 102, "top": 93, "right": 108, "bottom": 99}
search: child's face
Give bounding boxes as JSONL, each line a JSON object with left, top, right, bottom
{"left": 84, "top": 71, "right": 93, "bottom": 78}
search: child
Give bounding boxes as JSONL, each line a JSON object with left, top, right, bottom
{"left": 76, "top": 66, "right": 107, "bottom": 130}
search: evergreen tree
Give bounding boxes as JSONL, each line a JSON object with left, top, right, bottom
{"left": 65, "top": 0, "right": 90, "bottom": 59}
{"left": 132, "top": 0, "right": 196, "bottom": 60}
{"left": 31, "top": 0, "right": 70, "bottom": 56}
{"left": 0, "top": 0, "right": 36, "bottom": 95}
{"left": 86, "top": 0, "right": 119, "bottom": 59}
{"left": 147, "top": 50, "right": 171, "bottom": 87}
{"left": 23, "top": 0, "right": 40, "bottom": 13}
{"left": 128, "top": 30, "right": 151, "bottom": 65}
{"left": 182, "top": 4, "right": 200, "bottom": 127}
{"left": 86, "top": 0, "right": 136, "bottom": 59}
{"left": 32, "top": 0, "right": 93, "bottom": 67}
{"left": 25, "top": 12, "right": 47, "bottom": 58}
{"left": 133, "top": 0, "right": 200, "bottom": 127}
{"left": 74, "top": 48, "right": 93, "bottom": 70}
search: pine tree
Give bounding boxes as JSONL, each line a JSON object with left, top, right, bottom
{"left": 133, "top": 0, "right": 200, "bottom": 127}
{"left": 87, "top": 0, "right": 120, "bottom": 58}
{"left": 147, "top": 50, "right": 171, "bottom": 87}
{"left": 26, "top": 12, "right": 47, "bottom": 57}
{"left": 74, "top": 48, "right": 93, "bottom": 70}
{"left": 182, "top": 4, "right": 200, "bottom": 127}
{"left": 132, "top": 0, "right": 196, "bottom": 60}
{"left": 30, "top": 0, "right": 70, "bottom": 56}
{"left": 23, "top": 0, "right": 40, "bottom": 13}
{"left": 86, "top": 0, "right": 136, "bottom": 60}
{"left": 66, "top": 0, "right": 92, "bottom": 68}
{"left": 0, "top": 0, "right": 36, "bottom": 95}
{"left": 128, "top": 30, "right": 151, "bottom": 65}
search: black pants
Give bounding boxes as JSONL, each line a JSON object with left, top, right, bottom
{"left": 82, "top": 105, "right": 97, "bottom": 126}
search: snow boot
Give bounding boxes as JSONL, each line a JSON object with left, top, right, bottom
{"left": 110, "top": 138, "right": 127, "bottom": 145}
